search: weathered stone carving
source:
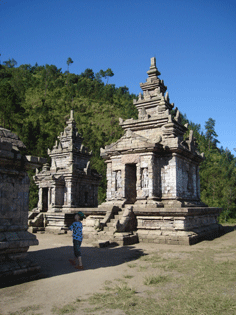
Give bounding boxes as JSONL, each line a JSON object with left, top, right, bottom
{"left": 141, "top": 168, "right": 149, "bottom": 189}
{"left": 115, "top": 170, "right": 122, "bottom": 190}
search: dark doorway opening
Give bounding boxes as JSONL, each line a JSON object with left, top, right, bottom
{"left": 84, "top": 191, "right": 88, "bottom": 205}
{"left": 125, "top": 164, "right": 137, "bottom": 204}
{"left": 42, "top": 188, "right": 48, "bottom": 212}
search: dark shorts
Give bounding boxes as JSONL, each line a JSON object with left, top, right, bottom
{"left": 73, "top": 239, "right": 82, "bottom": 257}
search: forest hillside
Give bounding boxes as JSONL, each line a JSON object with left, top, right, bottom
{"left": 1, "top": 60, "right": 235, "bottom": 223}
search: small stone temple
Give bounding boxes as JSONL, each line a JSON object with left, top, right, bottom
{"left": 29, "top": 110, "right": 102, "bottom": 232}
{"left": 95, "top": 57, "right": 221, "bottom": 245}
{"left": 0, "top": 127, "right": 46, "bottom": 280}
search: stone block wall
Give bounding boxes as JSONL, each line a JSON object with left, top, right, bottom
{"left": 0, "top": 174, "right": 30, "bottom": 229}
{"left": 136, "top": 208, "right": 222, "bottom": 245}
{"left": 176, "top": 156, "right": 199, "bottom": 200}
{"left": 160, "top": 155, "right": 177, "bottom": 198}
{"left": 0, "top": 129, "right": 44, "bottom": 279}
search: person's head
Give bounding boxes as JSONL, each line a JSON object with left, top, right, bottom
{"left": 74, "top": 211, "right": 85, "bottom": 221}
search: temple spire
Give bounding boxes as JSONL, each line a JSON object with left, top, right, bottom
{"left": 70, "top": 109, "right": 74, "bottom": 121}
{"left": 147, "top": 57, "right": 161, "bottom": 78}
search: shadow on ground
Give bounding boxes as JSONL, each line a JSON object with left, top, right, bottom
{"left": 1, "top": 244, "right": 145, "bottom": 288}
{"left": 222, "top": 224, "right": 236, "bottom": 234}
{"left": 29, "top": 244, "right": 144, "bottom": 277}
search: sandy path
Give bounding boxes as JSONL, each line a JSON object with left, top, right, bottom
{"left": 0, "top": 233, "right": 146, "bottom": 314}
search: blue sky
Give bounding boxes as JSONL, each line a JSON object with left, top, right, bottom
{"left": 1, "top": 0, "right": 236, "bottom": 153}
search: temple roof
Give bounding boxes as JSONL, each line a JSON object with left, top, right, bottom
{"left": 48, "top": 110, "right": 91, "bottom": 157}
{"left": 0, "top": 127, "right": 26, "bottom": 151}
{"left": 101, "top": 57, "right": 203, "bottom": 161}
{"left": 100, "top": 129, "right": 163, "bottom": 158}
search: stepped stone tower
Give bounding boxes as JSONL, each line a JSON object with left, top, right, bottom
{"left": 101, "top": 57, "right": 204, "bottom": 207}
{"left": 98, "top": 57, "right": 221, "bottom": 245}
{"left": 30, "top": 110, "right": 101, "bottom": 233}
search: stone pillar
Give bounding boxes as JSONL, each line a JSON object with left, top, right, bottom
{"left": 64, "top": 185, "right": 67, "bottom": 206}
{"left": 136, "top": 163, "right": 142, "bottom": 199}
{"left": 106, "top": 161, "right": 112, "bottom": 201}
{"left": 111, "top": 170, "right": 116, "bottom": 199}
{"left": 51, "top": 186, "right": 56, "bottom": 208}
{"left": 120, "top": 164, "right": 126, "bottom": 199}
{"left": 161, "top": 155, "right": 177, "bottom": 199}
{"left": 47, "top": 187, "right": 52, "bottom": 211}
{"left": 48, "top": 187, "right": 51, "bottom": 206}
{"left": 38, "top": 187, "right": 43, "bottom": 211}
{"left": 196, "top": 165, "right": 201, "bottom": 200}
{"left": 147, "top": 154, "right": 154, "bottom": 198}
{"left": 66, "top": 182, "right": 72, "bottom": 206}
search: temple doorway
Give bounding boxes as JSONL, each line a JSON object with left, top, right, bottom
{"left": 42, "top": 188, "right": 48, "bottom": 212}
{"left": 125, "top": 164, "right": 137, "bottom": 204}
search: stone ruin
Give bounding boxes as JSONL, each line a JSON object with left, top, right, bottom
{"left": 0, "top": 127, "right": 46, "bottom": 280}
{"left": 29, "top": 110, "right": 102, "bottom": 233}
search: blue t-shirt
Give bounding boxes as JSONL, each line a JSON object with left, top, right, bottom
{"left": 69, "top": 221, "right": 83, "bottom": 241}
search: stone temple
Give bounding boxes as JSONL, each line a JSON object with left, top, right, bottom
{"left": 96, "top": 57, "right": 222, "bottom": 245}
{"left": 29, "top": 110, "right": 102, "bottom": 232}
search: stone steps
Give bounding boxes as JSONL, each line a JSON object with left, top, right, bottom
{"left": 83, "top": 230, "right": 139, "bottom": 246}
{"left": 103, "top": 208, "right": 124, "bottom": 232}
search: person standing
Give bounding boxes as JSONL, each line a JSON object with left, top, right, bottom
{"left": 69, "top": 211, "right": 85, "bottom": 270}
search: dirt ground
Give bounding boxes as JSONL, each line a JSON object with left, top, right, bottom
{"left": 0, "top": 226, "right": 236, "bottom": 315}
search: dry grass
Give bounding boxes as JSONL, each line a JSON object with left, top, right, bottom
{"left": 86, "top": 242, "right": 236, "bottom": 315}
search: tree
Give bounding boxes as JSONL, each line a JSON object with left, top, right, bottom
{"left": 0, "top": 82, "right": 21, "bottom": 128}
{"left": 204, "top": 118, "right": 219, "bottom": 149}
{"left": 81, "top": 68, "right": 95, "bottom": 80}
{"left": 99, "top": 68, "right": 114, "bottom": 84}
{"left": 95, "top": 71, "right": 102, "bottom": 83}
{"left": 66, "top": 57, "right": 73, "bottom": 73}
{"left": 3, "top": 58, "right": 17, "bottom": 68}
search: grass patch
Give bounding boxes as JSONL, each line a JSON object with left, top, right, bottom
{"left": 115, "top": 278, "right": 126, "bottom": 282}
{"left": 9, "top": 305, "right": 41, "bottom": 315}
{"left": 88, "top": 284, "right": 138, "bottom": 313}
{"left": 143, "top": 275, "right": 169, "bottom": 286}
{"left": 140, "top": 254, "right": 164, "bottom": 263}
{"left": 124, "top": 274, "right": 134, "bottom": 279}
{"left": 159, "top": 260, "right": 179, "bottom": 271}
{"left": 51, "top": 299, "right": 82, "bottom": 315}
{"left": 138, "top": 265, "right": 148, "bottom": 271}
{"left": 127, "top": 263, "right": 137, "bottom": 268}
